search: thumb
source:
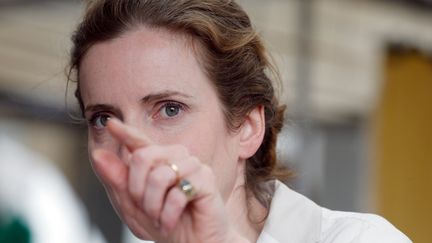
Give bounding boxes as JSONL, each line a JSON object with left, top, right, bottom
{"left": 91, "top": 149, "right": 129, "bottom": 191}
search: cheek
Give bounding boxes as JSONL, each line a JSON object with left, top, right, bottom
{"left": 180, "top": 129, "right": 214, "bottom": 165}
{"left": 177, "top": 119, "right": 224, "bottom": 164}
{"left": 210, "top": 135, "right": 241, "bottom": 200}
{"left": 179, "top": 123, "right": 241, "bottom": 200}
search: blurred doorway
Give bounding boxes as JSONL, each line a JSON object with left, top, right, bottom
{"left": 374, "top": 46, "right": 432, "bottom": 243}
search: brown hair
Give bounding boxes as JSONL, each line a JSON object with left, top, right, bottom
{"left": 69, "top": 0, "right": 291, "bottom": 216}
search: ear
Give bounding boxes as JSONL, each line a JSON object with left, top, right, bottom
{"left": 238, "top": 105, "right": 266, "bottom": 160}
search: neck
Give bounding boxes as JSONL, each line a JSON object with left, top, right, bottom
{"left": 224, "top": 172, "right": 267, "bottom": 242}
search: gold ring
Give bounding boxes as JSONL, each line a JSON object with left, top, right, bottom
{"left": 167, "top": 163, "right": 180, "bottom": 184}
{"left": 178, "top": 179, "right": 197, "bottom": 202}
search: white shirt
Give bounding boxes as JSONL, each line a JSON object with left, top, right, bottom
{"left": 256, "top": 181, "right": 412, "bottom": 243}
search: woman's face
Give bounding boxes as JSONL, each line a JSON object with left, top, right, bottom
{"left": 79, "top": 27, "right": 243, "bottom": 200}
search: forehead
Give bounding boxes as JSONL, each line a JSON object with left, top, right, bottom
{"left": 78, "top": 26, "right": 211, "bottom": 104}
{"left": 80, "top": 27, "right": 196, "bottom": 79}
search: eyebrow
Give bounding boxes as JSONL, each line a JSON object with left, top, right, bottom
{"left": 141, "top": 90, "right": 192, "bottom": 104}
{"left": 84, "top": 104, "right": 119, "bottom": 116}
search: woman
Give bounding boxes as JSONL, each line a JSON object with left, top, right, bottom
{"left": 68, "top": 0, "right": 411, "bottom": 242}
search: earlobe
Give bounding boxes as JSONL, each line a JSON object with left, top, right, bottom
{"left": 238, "top": 105, "right": 265, "bottom": 160}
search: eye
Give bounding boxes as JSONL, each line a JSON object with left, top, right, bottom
{"left": 157, "top": 102, "right": 185, "bottom": 119}
{"left": 89, "top": 113, "right": 111, "bottom": 129}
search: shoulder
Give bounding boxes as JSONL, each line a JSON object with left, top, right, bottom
{"left": 259, "top": 181, "right": 412, "bottom": 243}
{"left": 319, "top": 208, "right": 412, "bottom": 243}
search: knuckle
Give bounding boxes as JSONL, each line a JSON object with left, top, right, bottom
{"left": 170, "top": 144, "right": 188, "bottom": 156}
{"left": 147, "top": 169, "right": 166, "bottom": 187}
{"left": 131, "top": 148, "right": 147, "bottom": 164}
{"left": 146, "top": 144, "right": 163, "bottom": 154}
{"left": 132, "top": 145, "right": 161, "bottom": 164}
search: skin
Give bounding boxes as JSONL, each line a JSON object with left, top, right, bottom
{"left": 79, "top": 26, "right": 266, "bottom": 243}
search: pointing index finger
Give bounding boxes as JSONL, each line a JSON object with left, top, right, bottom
{"left": 107, "top": 118, "right": 153, "bottom": 151}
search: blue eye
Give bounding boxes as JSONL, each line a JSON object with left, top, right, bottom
{"left": 158, "top": 102, "right": 185, "bottom": 119}
{"left": 162, "top": 103, "right": 181, "bottom": 117}
{"left": 90, "top": 114, "right": 111, "bottom": 129}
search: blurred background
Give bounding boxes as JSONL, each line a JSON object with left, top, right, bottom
{"left": 0, "top": 0, "right": 431, "bottom": 242}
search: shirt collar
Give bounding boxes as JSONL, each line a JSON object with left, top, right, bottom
{"left": 257, "top": 181, "right": 322, "bottom": 243}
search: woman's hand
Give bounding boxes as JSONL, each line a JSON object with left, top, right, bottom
{"left": 91, "top": 119, "right": 249, "bottom": 243}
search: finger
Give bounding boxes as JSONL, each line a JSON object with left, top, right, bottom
{"left": 128, "top": 149, "right": 152, "bottom": 202}
{"left": 112, "top": 189, "right": 159, "bottom": 240}
{"left": 128, "top": 145, "right": 189, "bottom": 203}
{"left": 92, "top": 150, "right": 158, "bottom": 240}
{"left": 142, "top": 155, "right": 199, "bottom": 223}
{"left": 157, "top": 160, "right": 217, "bottom": 236}
{"left": 107, "top": 118, "right": 153, "bottom": 151}
{"left": 178, "top": 163, "right": 221, "bottom": 213}
{"left": 159, "top": 187, "right": 188, "bottom": 234}
{"left": 143, "top": 163, "right": 180, "bottom": 221}
{"left": 92, "top": 149, "right": 128, "bottom": 191}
